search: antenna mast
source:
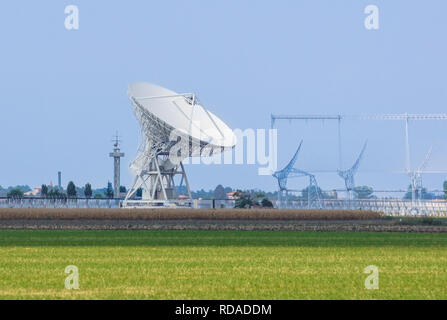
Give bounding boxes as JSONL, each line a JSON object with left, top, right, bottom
{"left": 109, "top": 132, "right": 125, "bottom": 199}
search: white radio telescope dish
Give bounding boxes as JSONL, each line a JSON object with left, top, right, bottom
{"left": 124, "top": 82, "right": 236, "bottom": 206}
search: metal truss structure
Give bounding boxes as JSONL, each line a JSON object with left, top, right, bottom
{"left": 271, "top": 113, "right": 447, "bottom": 128}
{"left": 272, "top": 115, "right": 345, "bottom": 169}
{"left": 123, "top": 93, "right": 196, "bottom": 207}
{"left": 271, "top": 113, "right": 447, "bottom": 165}
{"left": 271, "top": 113, "right": 447, "bottom": 208}
{"left": 272, "top": 141, "right": 322, "bottom": 209}
{"left": 123, "top": 83, "right": 235, "bottom": 208}
{"left": 407, "top": 146, "right": 432, "bottom": 207}
{"left": 337, "top": 141, "right": 367, "bottom": 200}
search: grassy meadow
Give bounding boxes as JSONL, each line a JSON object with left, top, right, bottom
{"left": 0, "top": 230, "right": 446, "bottom": 300}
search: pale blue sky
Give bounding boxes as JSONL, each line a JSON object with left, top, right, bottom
{"left": 0, "top": 1, "right": 446, "bottom": 194}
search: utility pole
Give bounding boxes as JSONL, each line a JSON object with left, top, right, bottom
{"left": 109, "top": 132, "right": 125, "bottom": 199}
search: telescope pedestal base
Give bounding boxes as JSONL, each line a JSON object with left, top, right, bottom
{"left": 123, "top": 155, "right": 192, "bottom": 208}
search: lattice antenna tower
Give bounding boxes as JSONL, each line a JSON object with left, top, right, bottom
{"left": 337, "top": 141, "right": 367, "bottom": 200}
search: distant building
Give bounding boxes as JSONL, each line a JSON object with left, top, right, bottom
{"left": 24, "top": 187, "right": 42, "bottom": 197}
{"left": 226, "top": 192, "right": 239, "bottom": 200}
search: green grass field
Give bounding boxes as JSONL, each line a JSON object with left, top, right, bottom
{"left": 0, "top": 230, "right": 446, "bottom": 300}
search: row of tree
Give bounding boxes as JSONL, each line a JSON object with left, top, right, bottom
{"left": 5, "top": 183, "right": 143, "bottom": 200}
{"left": 6, "top": 181, "right": 447, "bottom": 200}
{"left": 40, "top": 182, "right": 116, "bottom": 199}
{"left": 204, "top": 184, "right": 377, "bottom": 201}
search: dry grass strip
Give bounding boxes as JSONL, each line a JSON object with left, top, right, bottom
{"left": 0, "top": 208, "right": 382, "bottom": 221}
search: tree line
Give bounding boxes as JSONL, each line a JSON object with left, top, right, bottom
{"left": 40, "top": 181, "right": 118, "bottom": 199}
{"left": 6, "top": 181, "right": 447, "bottom": 200}
{"left": 5, "top": 182, "right": 124, "bottom": 199}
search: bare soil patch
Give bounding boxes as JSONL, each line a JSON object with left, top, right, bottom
{"left": 0, "top": 219, "right": 446, "bottom": 233}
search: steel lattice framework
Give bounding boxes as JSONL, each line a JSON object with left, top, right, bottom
{"left": 123, "top": 83, "right": 235, "bottom": 208}
{"left": 408, "top": 146, "right": 432, "bottom": 206}
{"left": 271, "top": 113, "right": 447, "bottom": 127}
{"left": 337, "top": 141, "right": 367, "bottom": 200}
{"left": 271, "top": 113, "right": 447, "bottom": 206}
{"left": 124, "top": 94, "right": 196, "bottom": 206}
{"left": 272, "top": 141, "right": 322, "bottom": 209}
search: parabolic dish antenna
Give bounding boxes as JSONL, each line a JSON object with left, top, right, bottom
{"left": 124, "top": 82, "right": 236, "bottom": 207}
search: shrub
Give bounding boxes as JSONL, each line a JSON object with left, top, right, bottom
{"left": 7, "top": 189, "right": 23, "bottom": 199}
{"left": 261, "top": 198, "right": 274, "bottom": 208}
